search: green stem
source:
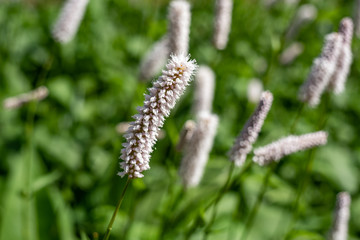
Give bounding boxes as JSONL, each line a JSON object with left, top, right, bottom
{"left": 102, "top": 178, "right": 131, "bottom": 240}
{"left": 240, "top": 164, "right": 276, "bottom": 240}
{"left": 283, "top": 94, "right": 331, "bottom": 238}
{"left": 185, "top": 162, "right": 238, "bottom": 239}
{"left": 284, "top": 149, "right": 316, "bottom": 238}
{"left": 23, "top": 55, "right": 54, "bottom": 240}
{"left": 203, "top": 163, "right": 235, "bottom": 239}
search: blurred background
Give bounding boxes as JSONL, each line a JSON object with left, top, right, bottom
{"left": 0, "top": 0, "right": 359, "bottom": 239}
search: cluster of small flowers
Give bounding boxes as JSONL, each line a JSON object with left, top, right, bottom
{"left": 228, "top": 91, "right": 273, "bottom": 166}
{"left": 253, "top": 131, "right": 328, "bottom": 166}
{"left": 299, "top": 18, "right": 353, "bottom": 107}
{"left": 118, "top": 55, "right": 197, "bottom": 178}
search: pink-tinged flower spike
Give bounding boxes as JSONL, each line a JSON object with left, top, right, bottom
{"left": 228, "top": 91, "right": 273, "bottom": 166}
{"left": 168, "top": 0, "right": 191, "bottom": 55}
{"left": 179, "top": 112, "right": 218, "bottom": 188}
{"left": 139, "top": 36, "right": 170, "bottom": 82}
{"left": 118, "top": 55, "right": 197, "bottom": 179}
{"left": 328, "top": 192, "right": 351, "bottom": 240}
{"left": 253, "top": 131, "right": 328, "bottom": 166}
{"left": 176, "top": 119, "right": 196, "bottom": 151}
{"left": 328, "top": 18, "right": 354, "bottom": 94}
{"left": 213, "top": 0, "right": 233, "bottom": 50}
{"left": 298, "top": 33, "right": 342, "bottom": 107}
{"left": 3, "top": 86, "right": 49, "bottom": 109}
{"left": 193, "top": 65, "right": 215, "bottom": 116}
{"left": 52, "top": 0, "right": 89, "bottom": 43}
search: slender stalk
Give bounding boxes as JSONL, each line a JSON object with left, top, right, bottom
{"left": 24, "top": 102, "right": 37, "bottom": 240}
{"left": 282, "top": 94, "right": 331, "bottom": 238}
{"left": 203, "top": 160, "right": 252, "bottom": 213}
{"left": 203, "top": 163, "right": 235, "bottom": 239}
{"left": 283, "top": 149, "right": 316, "bottom": 238}
{"left": 240, "top": 163, "right": 276, "bottom": 240}
{"left": 185, "top": 162, "right": 237, "bottom": 239}
{"left": 23, "top": 55, "right": 53, "bottom": 240}
{"left": 102, "top": 178, "right": 131, "bottom": 240}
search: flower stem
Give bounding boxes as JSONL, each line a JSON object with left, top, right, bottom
{"left": 102, "top": 178, "right": 131, "bottom": 240}
{"left": 283, "top": 94, "right": 331, "bottom": 238}
{"left": 284, "top": 149, "right": 316, "bottom": 237}
{"left": 203, "top": 163, "right": 235, "bottom": 238}
{"left": 240, "top": 163, "right": 276, "bottom": 240}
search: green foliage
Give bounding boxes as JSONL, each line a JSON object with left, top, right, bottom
{"left": 0, "top": 0, "right": 359, "bottom": 239}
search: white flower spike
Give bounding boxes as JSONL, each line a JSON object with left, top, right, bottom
{"left": 299, "top": 33, "right": 342, "bottom": 107}
{"left": 229, "top": 91, "right": 273, "bottom": 166}
{"left": 193, "top": 65, "right": 215, "bottom": 116}
{"left": 3, "top": 86, "right": 49, "bottom": 109}
{"left": 213, "top": 0, "right": 233, "bottom": 50}
{"left": 328, "top": 18, "right": 354, "bottom": 94}
{"left": 179, "top": 112, "right": 218, "bottom": 188}
{"left": 118, "top": 55, "right": 197, "bottom": 178}
{"left": 168, "top": 0, "right": 191, "bottom": 55}
{"left": 52, "top": 0, "right": 89, "bottom": 43}
{"left": 253, "top": 131, "right": 328, "bottom": 166}
{"left": 328, "top": 192, "right": 351, "bottom": 240}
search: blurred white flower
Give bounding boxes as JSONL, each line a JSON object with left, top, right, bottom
{"left": 253, "top": 131, "right": 328, "bottom": 166}
{"left": 3, "top": 86, "right": 49, "bottom": 109}
{"left": 247, "top": 78, "right": 264, "bottom": 104}
{"left": 328, "top": 192, "right": 351, "bottom": 240}
{"left": 328, "top": 18, "right": 354, "bottom": 94}
{"left": 179, "top": 112, "right": 218, "bottom": 188}
{"left": 229, "top": 91, "right": 273, "bottom": 166}
{"left": 279, "top": 42, "right": 304, "bottom": 65}
{"left": 193, "top": 65, "right": 215, "bottom": 116}
{"left": 168, "top": 0, "right": 191, "bottom": 55}
{"left": 213, "top": 0, "right": 233, "bottom": 50}
{"left": 52, "top": 0, "right": 89, "bottom": 43}
{"left": 299, "top": 33, "right": 342, "bottom": 107}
